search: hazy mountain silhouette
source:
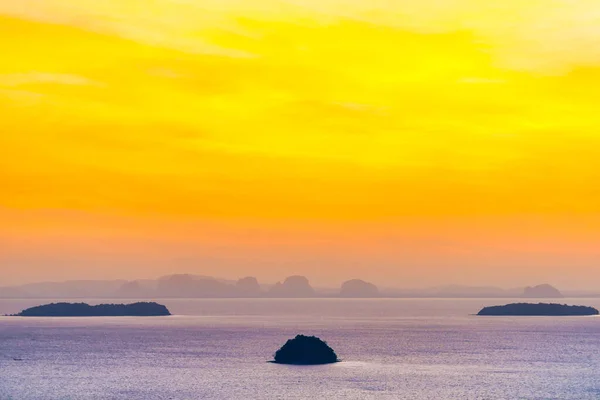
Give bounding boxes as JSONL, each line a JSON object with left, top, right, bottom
{"left": 114, "top": 280, "right": 156, "bottom": 298}
{"left": 0, "top": 286, "right": 28, "bottom": 298}
{"left": 268, "top": 276, "right": 315, "bottom": 297}
{"left": 156, "top": 274, "right": 236, "bottom": 298}
{"left": 417, "top": 285, "right": 517, "bottom": 298}
{"left": 236, "top": 277, "right": 261, "bottom": 297}
{"left": 340, "top": 279, "right": 379, "bottom": 297}
{"left": 0, "top": 276, "right": 588, "bottom": 299}
{"left": 158, "top": 274, "right": 237, "bottom": 285}
{"left": 3, "top": 280, "right": 127, "bottom": 298}
{"left": 523, "top": 284, "right": 563, "bottom": 298}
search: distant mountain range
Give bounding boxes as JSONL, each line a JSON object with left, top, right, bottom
{"left": 0, "top": 276, "right": 591, "bottom": 299}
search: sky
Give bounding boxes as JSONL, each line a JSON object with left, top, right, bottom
{"left": 1, "top": 0, "right": 600, "bottom": 289}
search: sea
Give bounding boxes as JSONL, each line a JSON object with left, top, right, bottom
{"left": 1, "top": 298, "right": 599, "bottom": 400}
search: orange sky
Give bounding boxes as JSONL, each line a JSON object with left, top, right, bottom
{"left": 1, "top": 0, "right": 600, "bottom": 288}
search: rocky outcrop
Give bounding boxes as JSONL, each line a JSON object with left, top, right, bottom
{"left": 236, "top": 277, "right": 262, "bottom": 297}
{"left": 268, "top": 276, "right": 315, "bottom": 297}
{"left": 273, "top": 335, "right": 339, "bottom": 365}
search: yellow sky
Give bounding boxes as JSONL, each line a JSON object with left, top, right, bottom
{"left": 1, "top": 0, "right": 600, "bottom": 287}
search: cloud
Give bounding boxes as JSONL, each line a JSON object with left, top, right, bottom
{"left": 2, "top": 2, "right": 600, "bottom": 222}
{"left": 0, "top": 72, "right": 99, "bottom": 87}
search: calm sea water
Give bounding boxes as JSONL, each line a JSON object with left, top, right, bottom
{"left": 1, "top": 298, "right": 599, "bottom": 400}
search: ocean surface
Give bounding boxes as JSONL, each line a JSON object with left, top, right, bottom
{"left": 1, "top": 298, "right": 599, "bottom": 400}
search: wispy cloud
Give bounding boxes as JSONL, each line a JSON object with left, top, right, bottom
{"left": 0, "top": 72, "right": 99, "bottom": 87}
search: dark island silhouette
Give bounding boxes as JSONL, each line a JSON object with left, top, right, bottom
{"left": 477, "top": 303, "right": 599, "bottom": 316}
{"left": 13, "top": 302, "right": 171, "bottom": 317}
{"left": 273, "top": 335, "right": 339, "bottom": 365}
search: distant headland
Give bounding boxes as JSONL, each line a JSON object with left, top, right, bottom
{"left": 477, "top": 303, "right": 599, "bottom": 316}
{"left": 523, "top": 284, "right": 563, "bottom": 298}
{"left": 2, "top": 275, "right": 596, "bottom": 299}
{"left": 11, "top": 302, "right": 171, "bottom": 317}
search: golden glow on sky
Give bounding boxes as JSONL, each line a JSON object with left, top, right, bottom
{"left": 1, "top": 0, "right": 600, "bottom": 287}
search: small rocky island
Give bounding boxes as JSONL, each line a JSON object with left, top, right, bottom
{"left": 12, "top": 302, "right": 171, "bottom": 317}
{"left": 477, "top": 303, "right": 599, "bottom": 316}
{"left": 273, "top": 335, "right": 339, "bottom": 365}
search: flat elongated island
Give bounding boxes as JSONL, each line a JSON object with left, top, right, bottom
{"left": 477, "top": 303, "right": 599, "bottom": 316}
{"left": 12, "top": 302, "right": 171, "bottom": 317}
